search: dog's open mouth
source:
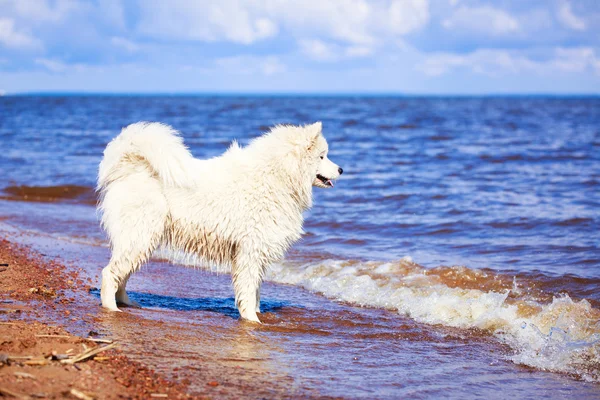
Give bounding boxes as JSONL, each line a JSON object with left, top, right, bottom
{"left": 316, "top": 174, "right": 334, "bottom": 187}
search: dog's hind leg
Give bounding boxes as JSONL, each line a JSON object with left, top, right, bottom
{"left": 100, "top": 175, "right": 168, "bottom": 311}
{"left": 116, "top": 273, "right": 141, "bottom": 308}
{"left": 101, "top": 233, "right": 162, "bottom": 312}
{"left": 232, "top": 249, "right": 265, "bottom": 323}
{"left": 101, "top": 225, "right": 165, "bottom": 311}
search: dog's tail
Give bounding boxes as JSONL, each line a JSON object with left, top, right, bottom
{"left": 98, "top": 122, "right": 194, "bottom": 192}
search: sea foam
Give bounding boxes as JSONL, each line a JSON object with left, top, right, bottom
{"left": 267, "top": 258, "right": 600, "bottom": 382}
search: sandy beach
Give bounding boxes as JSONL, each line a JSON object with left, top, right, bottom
{"left": 0, "top": 237, "right": 195, "bottom": 399}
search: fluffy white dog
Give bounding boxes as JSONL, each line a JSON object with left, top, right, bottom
{"left": 97, "top": 122, "right": 342, "bottom": 322}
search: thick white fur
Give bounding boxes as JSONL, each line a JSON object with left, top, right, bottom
{"left": 98, "top": 122, "right": 341, "bottom": 322}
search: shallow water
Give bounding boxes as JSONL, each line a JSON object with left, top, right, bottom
{"left": 1, "top": 95, "right": 599, "bottom": 397}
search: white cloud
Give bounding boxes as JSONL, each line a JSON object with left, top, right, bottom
{"left": 135, "top": 0, "right": 429, "bottom": 47}
{"left": 299, "top": 39, "right": 338, "bottom": 62}
{"left": 34, "top": 58, "right": 110, "bottom": 74}
{"left": 442, "top": 5, "right": 519, "bottom": 35}
{"left": 299, "top": 39, "right": 375, "bottom": 62}
{"left": 8, "top": 0, "right": 77, "bottom": 22}
{"left": 276, "top": 0, "right": 430, "bottom": 45}
{"left": 288, "top": 0, "right": 429, "bottom": 44}
{"left": 278, "top": 0, "right": 375, "bottom": 45}
{"left": 111, "top": 37, "right": 140, "bottom": 52}
{"left": 557, "top": 1, "right": 586, "bottom": 31}
{"left": 0, "top": 0, "right": 125, "bottom": 53}
{"left": 136, "top": 0, "right": 279, "bottom": 44}
{"left": 254, "top": 18, "right": 278, "bottom": 39}
{"left": 345, "top": 45, "right": 374, "bottom": 58}
{"left": 2, "top": 0, "right": 598, "bottom": 95}
{"left": 0, "top": 17, "right": 41, "bottom": 49}
{"left": 261, "top": 56, "right": 286, "bottom": 75}
{"left": 387, "top": 0, "right": 430, "bottom": 35}
{"left": 419, "top": 47, "right": 600, "bottom": 77}
{"left": 552, "top": 47, "right": 599, "bottom": 74}
{"left": 214, "top": 55, "right": 286, "bottom": 76}
{"left": 420, "top": 52, "right": 467, "bottom": 76}
{"left": 35, "top": 58, "right": 67, "bottom": 72}
{"left": 420, "top": 49, "right": 539, "bottom": 76}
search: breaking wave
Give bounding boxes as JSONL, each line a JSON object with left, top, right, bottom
{"left": 267, "top": 258, "right": 600, "bottom": 382}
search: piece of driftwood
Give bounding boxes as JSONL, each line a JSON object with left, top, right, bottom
{"left": 0, "top": 386, "right": 28, "bottom": 399}
{"left": 23, "top": 358, "right": 48, "bottom": 366}
{"left": 51, "top": 353, "right": 70, "bottom": 361}
{"left": 35, "top": 334, "right": 71, "bottom": 339}
{"left": 13, "top": 371, "right": 36, "bottom": 379}
{"left": 86, "top": 338, "right": 113, "bottom": 344}
{"left": 33, "top": 334, "right": 114, "bottom": 344}
{"left": 2, "top": 342, "right": 117, "bottom": 368}
{"left": 69, "top": 388, "right": 94, "bottom": 400}
{"left": 61, "top": 342, "right": 118, "bottom": 364}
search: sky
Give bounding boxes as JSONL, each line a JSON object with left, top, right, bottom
{"left": 0, "top": 0, "right": 599, "bottom": 94}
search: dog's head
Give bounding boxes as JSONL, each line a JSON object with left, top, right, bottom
{"left": 307, "top": 122, "right": 343, "bottom": 189}
{"left": 249, "top": 122, "right": 342, "bottom": 208}
{"left": 279, "top": 122, "right": 342, "bottom": 189}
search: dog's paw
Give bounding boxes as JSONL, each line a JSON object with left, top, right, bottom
{"left": 129, "top": 300, "right": 142, "bottom": 308}
{"left": 241, "top": 314, "right": 262, "bottom": 324}
{"left": 117, "top": 299, "right": 142, "bottom": 308}
{"left": 103, "top": 306, "right": 123, "bottom": 312}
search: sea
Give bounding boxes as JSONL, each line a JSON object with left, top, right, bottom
{"left": 1, "top": 95, "right": 599, "bottom": 398}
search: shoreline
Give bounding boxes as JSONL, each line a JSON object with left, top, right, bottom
{"left": 0, "top": 237, "right": 194, "bottom": 399}
{"left": 1, "top": 217, "right": 600, "bottom": 397}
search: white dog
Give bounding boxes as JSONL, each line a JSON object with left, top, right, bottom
{"left": 97, "top": 122, "right": 342, "bottom": 322}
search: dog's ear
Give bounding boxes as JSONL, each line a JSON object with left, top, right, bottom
{"left": 309, "top": 121, "right": 322, "bottom": 132}
{"left": 306, "top": 122, "right": 322, "bottom": 151}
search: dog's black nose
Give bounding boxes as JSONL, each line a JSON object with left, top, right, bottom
{"left": 338, "top": 167, "right": 343, "bottom": 175}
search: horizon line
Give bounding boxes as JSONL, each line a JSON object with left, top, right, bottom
{"left": 2, "top": 90, "right": 600, "bottom": 97}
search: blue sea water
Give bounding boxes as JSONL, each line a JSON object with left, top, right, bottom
{"left": 1, "top": 95, "right": 600, "bottom": 397}
{"left": 1, "top": 95, "right": 598, "bottom": 275}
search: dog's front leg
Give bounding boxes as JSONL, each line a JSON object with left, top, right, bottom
{"left": 255, "top": 283, "right": 261, "bottom": 314}
{"left": 232, "top": 252, "right": 263, "bottom": 323}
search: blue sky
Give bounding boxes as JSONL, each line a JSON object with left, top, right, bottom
{"left": 0, "top": 0, "right": 599, "bottom": 94}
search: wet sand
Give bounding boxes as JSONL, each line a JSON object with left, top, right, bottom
{"left": 0, "top": 233, "right": 345, "bottom": 399}
{"left": 0, "top": 238, "right": 192, "bottom": 399}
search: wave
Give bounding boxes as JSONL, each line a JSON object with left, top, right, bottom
{"left": 267, "top": 258, "right": 600, "bottom": 382}
{"left": 1, "top": 185, "right": 96, "bottom": 205}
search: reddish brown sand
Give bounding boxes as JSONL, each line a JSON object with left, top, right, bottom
{"left": 0, "top": 238, "right": 195, "bottom": 399}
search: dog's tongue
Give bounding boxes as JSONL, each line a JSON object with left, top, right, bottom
{"left": 328, "top": 179, "right": 334, "bottom": 187}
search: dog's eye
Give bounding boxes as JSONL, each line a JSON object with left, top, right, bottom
{"left": 320, "top": 156, "right": 324, "bottom": 159}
